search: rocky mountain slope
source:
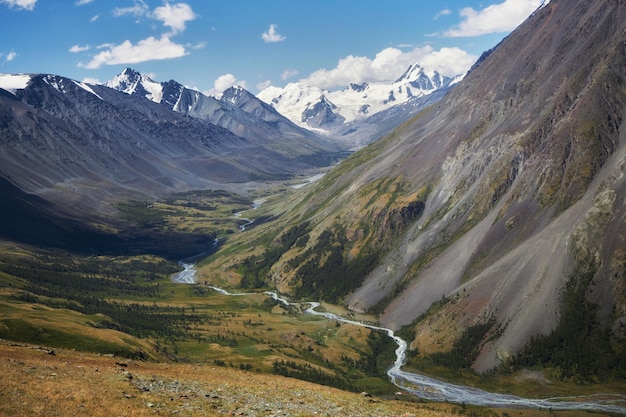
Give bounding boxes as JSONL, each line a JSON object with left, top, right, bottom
{"left": 257, "top": 65, "right": 459, "bottom": 147}
{"left": 204, "top": 0, "right": 626, "bottom": 373}
{"left": 107, "top": 68, "right": 337, "bottom": 160}
{"left": 0, "top": 72, "right": 338, "bottom": 217}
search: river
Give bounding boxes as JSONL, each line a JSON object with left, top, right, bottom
{"left": 171, "top": 204, "right": 626, "bottom": 413}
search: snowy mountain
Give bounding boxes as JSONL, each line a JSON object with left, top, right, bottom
{"left": 106, "top": 68, "right": 338, "bottom": 160}
{"left": 0, "top": 70, "right": 347, "bottom": 227}
{"left": 106, "top": 68, "right": 164, "bottom": 102}
{"left": 257, "top": 64, "right": 461, "bottom": 141}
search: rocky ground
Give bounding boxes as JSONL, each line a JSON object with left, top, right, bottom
{"left": 1, "top": 340, "right": 613, "bottom": 416}
{"left": 0, "top": 340, "right": 455, "bottom": 417}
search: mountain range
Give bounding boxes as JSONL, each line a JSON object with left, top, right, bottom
{"left": 0, "top": 71, "right": 342, "bottom": 215}
{"left": 257, "top": 65, "right": 459, "bottom": 147}
{"left": 106, "top": 68, "right": 340, "bottom": 159}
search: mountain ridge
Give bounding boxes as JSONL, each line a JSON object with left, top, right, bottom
{"left": 106, "top": 68, "right": 338, "bottom": 158}
{"left": 257, "top": 65, "right": 460, "bottom": 147}
{"left": 0, "top": 71, "right": 341, "bottom": 225}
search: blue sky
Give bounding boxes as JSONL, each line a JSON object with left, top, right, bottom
{"left": 0, "top": 0, "right": 546, "bottom": 95}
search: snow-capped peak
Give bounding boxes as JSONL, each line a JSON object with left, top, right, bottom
{"left": 394, "top": 63, "right": 426, "bottom": 83}
{"left": 259, "top": 63, "right": 457, "bottom": 129}
{"left": 106, "top": 68, "right": 163, "bottom": 103}
{"left": 258, "top": 82, "right": 331, "bottom": 127}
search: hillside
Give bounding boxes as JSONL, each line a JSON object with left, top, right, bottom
{"left": 201, "top": 0, "right": 626, "bottom": 376}
{"left": 0, "top": 340, "right": 458, "bottom": 417}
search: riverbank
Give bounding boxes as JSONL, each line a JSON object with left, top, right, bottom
{"left": 174, "top": 263, "right": 626, "bottom": 413}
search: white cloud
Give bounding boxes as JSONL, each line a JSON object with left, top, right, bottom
{"left": 256, "top": 80, "right": 271, "bottom": 91}
{"left": 444, "top": 0, "right": 543, "bottom": 37}
{"left": 75, "top": 0, "right": 93, "bottom": 5}
{"left": 300, "top": 46, "right": 476, "bottom": 90}
{"left": 69, "top": 44, "right": 90, "bottom": 53}
{"left": 281, "top": 69, "right": 298, "bottom": 80}
{"left": 261, "top": 24, "right": 285, "bottom": 43}
{"left": 82, "top": 77, "right": 101, "bottom": 85}
{"left": 113, "top": 2, "right": 196, "bottom": 34}
{"left": 434, "top": 8, "right": 452, "bottom": 20}
{"left": 81, "top": 2, "right": 197, "bottom": 70}
{"left": 0, "top": 0, "right": 36, "bottom": 10}
{"left": 5, "top": 50, "right": 16, "bottom": 62}
{"left": 113, "top": 0, "right": 148, "bottom": 17}
{"left": 81, "top": 36, "right": 187, "bottom": 69}
{"left": 90, "top": 14, "right": 99, "bottom": 22}
{"left": 205, "top": 74, "right": 247, "bottom": 97}
{"left": 188, "top": 41, "right": 207, "bottom": 50}
{"left": 152, "top": 2, "right": 196, "bottom": 35}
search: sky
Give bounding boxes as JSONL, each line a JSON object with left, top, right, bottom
{"left": 0, "top": 0, "right": 547, "bottom": 96}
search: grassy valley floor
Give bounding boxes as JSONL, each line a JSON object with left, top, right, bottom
{"left": 1, "top": 189, "right": 624, "bottom": 417}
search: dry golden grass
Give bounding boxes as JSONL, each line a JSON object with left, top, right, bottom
{"left": 1, "top": 340, "right": 604, "bottom": 417}
{"left": 0, "top": 341, "right": 461, "bottom": 417}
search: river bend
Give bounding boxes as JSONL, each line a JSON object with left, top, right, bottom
{"left": 173, "top": 279, "right": 626, "bottom": 413}
{"left": 171, "top": 199, "right": 626, "bottom": 413}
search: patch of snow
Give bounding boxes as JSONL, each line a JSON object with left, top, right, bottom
{"left": 43, "top": 75, "right": 66, "bottom": 93}
{"left": 0, "top": 73, "right": 31, "bottom": 93}
{"left": 142, "top": 76, "right": 163, "bottom": 103}
{"left": 73, "top": 80, "right": 103, "bottom": 100}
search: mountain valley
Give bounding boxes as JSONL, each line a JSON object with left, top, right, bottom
{"left": 198, "top": 0, "right": 626, "bottom": 388}
{"left": 1, "top": 0, "right": 626, "bottom": 414}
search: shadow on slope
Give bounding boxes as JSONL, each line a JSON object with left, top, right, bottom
{"left": 0, "top": 177, "right": 214, "bottom": 259}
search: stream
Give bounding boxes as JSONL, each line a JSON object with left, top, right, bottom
{"left": 171, "top": 275, "right": 626, "bottom": 413}
{"left": 171, "top": 203, "right": 626, "bottom": 414}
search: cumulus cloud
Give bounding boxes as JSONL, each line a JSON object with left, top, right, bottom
{"left": 205, "top": 74, "right": 247, "bottom": 97}
{"left": 152, "top": 2, "right": 196, "bottom": 34}
{"left": 5, "top": 50, "right": 17, "bottom": 62}
{"left": 90, "top": 14, "right": 99, "bottom": 22}
{"left": 0, "top": 0, "right": 36, "bottom": 10}
{"left": 262, "top": 24, "right": 286, "bottom": 43}
{"left": 80, "top": 2, "right": 196, "bottom": 69}
{"left": 444, "top": 0, "right": 543, "bottom": 37}
{"left": 300, "top": 46, "right": 476, "bottom": 90}
{"left": 281, "top": 69, "right": 298, "bottom": 80}
{"left": 81, "top": 36, "right": 187, "bottom": 69}
{"left": 69, "top": 44, "right": 90, "bottom": 53}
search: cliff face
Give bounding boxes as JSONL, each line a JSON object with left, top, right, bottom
{"left": 220, "top": 0, "right": 626, "bottom": 371}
